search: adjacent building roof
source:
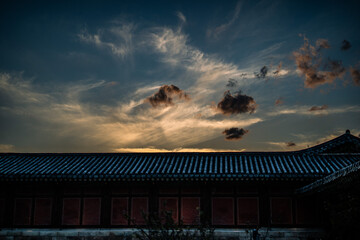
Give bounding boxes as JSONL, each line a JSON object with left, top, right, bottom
{"left": 296, "top": 130, "right": 360, "bottom": 154}
{"left": 296, "top": 159, "right": 360, "bottom": 194}
{"left": 0, "top": 131, "right": 359, "bottom": 182}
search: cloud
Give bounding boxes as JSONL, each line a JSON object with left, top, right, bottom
{"left": 268, "top": 105, "right": 360, "bottom": 117}
{"left": 254, "top": 62, "right": 287, "bottom": 80}
{"left": 176, "top": 11, "right": 186, "bottom": 23}
{"left": 316, "top": 39, "right": 331, "bottom": 51}
{"left": 150, "top": 27, "right": 243, "bottom": 87}
{"left": 255, "top": 66, "right": 268, "bottom": 79}
{"left": 217, "top": 90, "right": 257, "bottom": 115}
{"left": 273, "top": 62, "right": 282, "bottom": 76}
{"left": 222, "top": 128, "right": 249, "bottom": 141}
{"left": 149, "top": 24, "right": 262, "bottom": 112}
{"left": 0, "top": 144, "right": 15, "bottom": 152}
{"left": 350, "top": 67, "right": 360, "bottom": 86}
{"left": 3, "top": 17, "right": 278, "bottom": 152}
{"left": 207, "top": 1, "right": 242, "bottom": 38}
{"left": 323, "top": 59, "right": 346, "bottom": 82}
{"left": 267, "top": 132, "right": 354, "bottom": 151}
{"left": 114, "top": 147, "right": 246, "bottom": 153}
{"left": 309, "top": 105, "right": 328, "bottom": 111}
{"left": 240, "top": 73, "right": 247, "bottom": 78}
{"left": 226, "top": 78, "right": 238, "bottom": 88}
{"left": 0, "top": 72, "right": 50, "bottom": 104}
{"left": 293, "top": 37, "right": 324, "bottom": 88}
{"left": 341, "top": 40, "right": 351, "bottom": 51}
{"left": 268, "top": 141, "right": 297, "bottom": 149}
{"left": 1, "top": 72, "right": 262, "bottom": 151}
{"left": 78, "top": 22, "right": 134, "bottom": 59}
{"left": 293, "top": 37, "right": 346, "bottom": 88}
{"left": 134, "top": 85, "right": 162, "bottom": 96}
{"left": 286, "top": 142, "right": 296, "bottom": 147}
{"left": 275, "top": 97, "right": 284, "bottom": 106}
{"left": 146, "top": 84, "right": 190, "bottom": 107}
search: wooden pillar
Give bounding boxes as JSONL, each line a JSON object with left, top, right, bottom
{"left": 149, "top": 182, "right": 158, "bottom": 215}
{"left": 201, "top": 182, "right": 211, "bottom": 225}
{"left": 4, "top": 183, "right": 14, "bottom": 227}
{"left": 101, "top": 183, "right": 111, "bottom": 226}
{"left": 259, "top": 183, "right": 270, "bottom": 227}
{"left": 53, "top": 183, "right": 62, "bottom": 227}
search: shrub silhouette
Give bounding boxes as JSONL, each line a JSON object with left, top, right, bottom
{"left": 127, "top": 209, "right": 215, "bottom": 240}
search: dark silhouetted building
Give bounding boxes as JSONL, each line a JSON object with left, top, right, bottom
{"left": 0, "top": 130, "right": 359, "bottom": 239}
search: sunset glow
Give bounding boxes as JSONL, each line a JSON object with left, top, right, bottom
{"left": 0, "top": 0, "right": 359, "bottom": 153}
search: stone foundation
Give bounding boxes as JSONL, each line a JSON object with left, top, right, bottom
{"left": 0, "top": 228, "right": 324, "bottom": 240}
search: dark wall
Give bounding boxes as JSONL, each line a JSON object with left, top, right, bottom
{"left": 0, "top": 181, "right": 320, "bottom": 228}
{"left": 321, "top": 177, "right": 360, "bottom": 240}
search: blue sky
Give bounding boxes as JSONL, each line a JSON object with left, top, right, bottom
{"left": 0, "top": 0, "right": 359, "bottom": 152}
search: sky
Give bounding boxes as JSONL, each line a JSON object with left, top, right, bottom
{"left": 0, "top": 0, "right": 359, "bottom": 153}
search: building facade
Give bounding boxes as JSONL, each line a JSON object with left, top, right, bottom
{"left": 0, "top": 130, "right": 359, "bottom": 239}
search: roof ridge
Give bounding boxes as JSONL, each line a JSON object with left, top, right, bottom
{"left": 295, "top": 131, "right": 360, "bottom": 154}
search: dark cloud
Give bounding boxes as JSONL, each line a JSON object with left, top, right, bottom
{"left": 255, "top": 66, "right": 268, "bottom": 79}
{"left": 341, "top": 40, "right": 351, "bottom": 51}
{"left": 275, "top": 97, "right": 284, "bottom": 106}
{"left": 226, "top": 78, "right": 238, "bottom": 88}
{"left": 294, "top": 37, "right": 325, "bottom": 88}
{"left": 324, "top": 59, "right": 346, "bottom": 82}
{"left": 217, "top": 90, "right": 257, "bottom": 115}
{"left": 286, "top": 142, "right": 296, "bottom": 147}
{"left": 316, "top": 39, "right": 331, "bottom": 51}
{"left": 146, "top": 85, "right": 189, "bottom": 107}
{"left": 222, "top": 128, "right": 249, "bottom": 140}
{"left": 294, "top": 37, "right": 345, "bottom": 88}
{"left": 350, "top": 67, "right": 360, "bottom": 86}
{"left": 309, "top": 105, "right": 328, "bottom": 111}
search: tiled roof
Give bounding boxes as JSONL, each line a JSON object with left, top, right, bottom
{"left": 1, "top": 132, "right": 359, "bottom": 182}
{"left": 0, "top": 152, "right": 359, "bottom": 182}
{"left": 296, "top": 160, "right": 360, "bottom": 194}
{"left": 296, "top": 130, "right": 360, "bottom": 154}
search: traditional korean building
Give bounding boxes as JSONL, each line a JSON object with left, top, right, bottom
{"left": 0, "top": 130, "right": 359, "bottom": 239}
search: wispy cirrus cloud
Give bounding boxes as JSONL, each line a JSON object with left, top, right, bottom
{"left": 5, "top": 14, "right": 355, "bottom": 154}
{"left": 176, "top": 11, "right": 186, "bottom": 23}
{"left": 267, "top": 105, "right": 360, "bottom": 117}
{"left": 149, "top": 23, "right": 291, "bottom": 99}
{"left": 149, "top": 25, "right": 258, "bottom": 94}
{"left": 0, "top": 144, "right": 15, "bottom": 152}
{"left": 0, "top": 72, "right": 50, "bottom": 104}
{"left": 207, "top": 1, "right": 242, "bottom": 39}
{"left": 268, "top": 131, "right": 352, "bottom": 151}
{"left": 1, "top": 15, "right": 307, "bottom": 153}
{"left": 151, "top": 26, "right": 240, "bottom": 76}
{"left": 0, "top": 72, "right": 262, "bottom": 152}
{"left": 78, "top": 22, "right": 134, "bottom": 59}
{"left": 114, "top": 147, "right": 246, "bottom": 153}
{"left": 309, "top": 105, "right": 328, "bottom": 112}
{"left": 267, "top": 141, "right": 299, "bottom": 150}
{"left": 286, "top": 142, "right": 296, "bottom": 147}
